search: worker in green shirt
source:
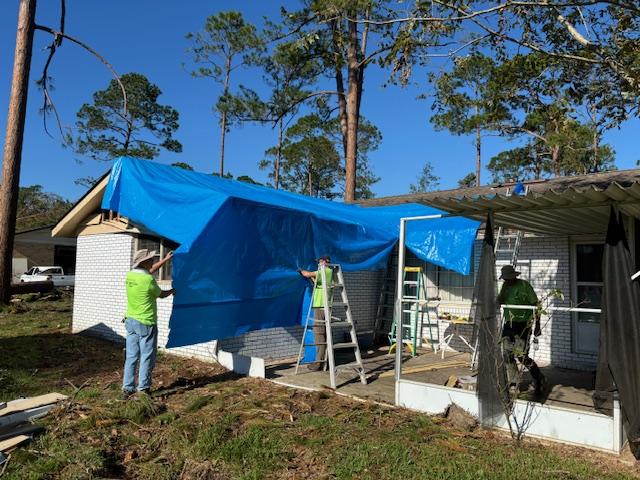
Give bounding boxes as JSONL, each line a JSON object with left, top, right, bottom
{"left": 298, "top": 255, "right": 333, "bottom": 371}
{"left": 498, "top": 265, "right": 547, "bottom": 395}
{"left": 122, "top": 248, "right": 175, "bottom": 399}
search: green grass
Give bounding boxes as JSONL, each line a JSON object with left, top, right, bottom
{"left": 1, "top": 296, "right": 638, "bottom": 479}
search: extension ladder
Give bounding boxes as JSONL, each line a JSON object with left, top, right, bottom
{"left": 373, "top": 255, "right": 396, "bottom": 344}
{"left": 494, "top": 227, "right": 523, "bottom": 267}
{"left": 294, "top": 263, "right": 367, "bottom": 389}
{"left": 389, "top": 266, "right": 440, "bottom": 356}
{"left": 494, "top": 185, "right": 527, "bottom": 267}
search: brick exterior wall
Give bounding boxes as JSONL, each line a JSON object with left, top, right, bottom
{"left": 72, "top": 233, "right": 384, "bottom": 363}
{"left": 72, "top": 231, "right": 598, "bottom": 370}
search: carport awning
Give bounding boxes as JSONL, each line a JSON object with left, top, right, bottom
{"left": 426, "top": 183, "right": 640, "bottom": 235}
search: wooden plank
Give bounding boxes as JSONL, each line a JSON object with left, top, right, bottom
{"left": 0, "top": 435, "right": 30, "bottom": 452}
{"left": 379, "top": 361, "right": 468, "bottom": 378}
{"left": 0, "top": 393, "right": 66, "bottom": 417}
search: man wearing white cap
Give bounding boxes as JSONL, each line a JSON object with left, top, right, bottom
{"left": 122, "top": 248, "right": 175, "bottom": 399}
{"left": 498, "top": 265, "right": 546, "bottom": 395}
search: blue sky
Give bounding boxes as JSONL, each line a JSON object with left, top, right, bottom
{"left": 1, "top": 1, "right": 638, "bottom": 201}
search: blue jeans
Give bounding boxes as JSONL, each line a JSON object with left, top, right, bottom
{"left": 122, "top": 318, "right": 158, "bottom": 392}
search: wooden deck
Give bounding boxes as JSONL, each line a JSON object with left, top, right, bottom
{"left": 265, "top": 346, "right": 608, "bottom": 415}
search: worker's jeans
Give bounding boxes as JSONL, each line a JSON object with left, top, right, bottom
{"left": 313, "top": 308, "right": 327, "bottom": 365}
{"left": 122, "top": 318, "right": 158, "bottom": 392}
{"left": 501, "top": 321, "right": 543, "bottom": 386}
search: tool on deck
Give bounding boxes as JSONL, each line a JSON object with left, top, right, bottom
{"left": 295, "top": 263, "right": 367, "bottom": 389}
{"left": 389, "top": 266, "right": 440, "bottom": 356}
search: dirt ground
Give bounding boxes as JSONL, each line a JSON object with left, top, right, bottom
{"left": 1, "top": 294, "right": 639, "bottom": 479}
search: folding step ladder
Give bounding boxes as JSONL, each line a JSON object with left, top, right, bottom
{"left": 389, "top": 266, "right": 440, "bottom": 356}
{"left": 294, "top": 263, "right": 367, "bottom": 389}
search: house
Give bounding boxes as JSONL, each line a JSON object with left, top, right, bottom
{"left": 53, "top": 160, "right": 640, "bottom": 454}
{"left": 52, "top": 157, "right": 475, "bottom": 374}
{"left": 12, "top": 225, "right": 77, "bottom": 281}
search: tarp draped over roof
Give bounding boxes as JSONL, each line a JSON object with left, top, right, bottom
{"left": 102, "top": 158, "right": 479, "bottom": 347}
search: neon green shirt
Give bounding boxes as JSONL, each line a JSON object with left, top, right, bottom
{"left": 312, "top": 266, "right": 333, "bottom": 308}
{"left": 126, "top": 269, "right": 162, "bottom": 326}
{"left": 499, "top": 279, "right": 538, "bottom": 323}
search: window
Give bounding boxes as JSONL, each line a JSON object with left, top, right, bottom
{"left": 572, "top": 243, "right": 603, "bottom": 354}
{"left": 134, "top": 235, "right": 179, "bottom": 282}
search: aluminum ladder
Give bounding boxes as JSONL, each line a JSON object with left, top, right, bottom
{"left": 373, "top": 255, "right": 396, "bottom": 344}
{"left": 494, "top": 227, "right": 523, "bottom": 267}
{"left": 294, "top": 263, "right": 367, "bottom": 389}
{"left": 494, "top": 185, "right": 527, "bottom": 267}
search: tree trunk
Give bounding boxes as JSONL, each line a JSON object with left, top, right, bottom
{"left": 331, "top": 20, "right": 348, "bottom": 160}
{"left": 593, "top": 131, "right": 599, "bottom": 172}
{"left": 219, "top": 56, "right": 232, "bottom": 177}
{"left": 475, "top": 123, "right": 481, "bottom": 187}
{"left": 344, "top": 19, "right": 360, "bottom": 203}
{"left": 275, "top": 119, "right": 282, "bottom": 189}
{"left": 0, "top": 0, "right": 36, "bottom": 305}
{"left": 551, "top": 144, "right": 560, "bottom": 176}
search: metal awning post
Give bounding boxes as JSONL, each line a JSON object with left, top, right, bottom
{"left": 394, "top": 214, "right": 443, "bottom": 390}
{"left": 394, "top": 218, "right": 406, "bottom": 387}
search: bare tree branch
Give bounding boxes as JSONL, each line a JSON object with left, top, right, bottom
{"left": 34, "top": 22, "right": 129, "bottom": 137}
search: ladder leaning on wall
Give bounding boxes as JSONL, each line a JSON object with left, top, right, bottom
{"left": 294, "top": 263, "right": 367, "bottom": 389}
{"left": 494, "top": 184, "right": 528, "bottom": 267}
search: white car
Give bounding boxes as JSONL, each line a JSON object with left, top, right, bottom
{"left": 20, "top": 266, "right": 75, "bottom": 287}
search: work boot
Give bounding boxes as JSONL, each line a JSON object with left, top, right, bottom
{"left": 534, "top": 375, "right": 549, "bottom": 397}
{"left": 121, "top": 389, "right": 135, "bottom": 401}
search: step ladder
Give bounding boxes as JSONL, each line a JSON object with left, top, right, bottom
{"left": 389, "top": 266, "right": 440, "bottom": 356}
{"left": 294, "top": 263, "right": 367, "bottom": 389}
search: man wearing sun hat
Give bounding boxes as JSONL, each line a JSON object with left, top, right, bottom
{"left": 122, "top": 248, "right": 176, "bottom": 399}
{"left": 498, "top": 265, "right": 546, "bottom": 395}
{"left": 298, "top": 255, "right": 333, "bottom": 371}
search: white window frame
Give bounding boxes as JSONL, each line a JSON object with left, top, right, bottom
{"left": 570, "top": 237, "right": 604, "bottom": 354}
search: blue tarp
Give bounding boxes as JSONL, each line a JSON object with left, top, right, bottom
{"left": 102, "top": 157, "right": 479, "bottom": 347}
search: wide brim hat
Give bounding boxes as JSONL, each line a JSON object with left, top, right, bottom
{"left": 133, "top": 248, "right": 158, "bottom": 268}
{"left": 500, "top": 265, "right": 521, "bottom": 280}
{"left": 315, "top": 255, "right": 331, "bottom": 263}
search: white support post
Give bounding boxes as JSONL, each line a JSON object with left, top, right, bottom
{"left": 394, "top": 218, "right": 406, "bottom": 391}
{"left": 394, "top": 214, "right": 444, "bottom": 405}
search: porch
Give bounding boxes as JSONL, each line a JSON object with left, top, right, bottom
{"left": 265, "top": 346, "right": 620, "bottom": 452}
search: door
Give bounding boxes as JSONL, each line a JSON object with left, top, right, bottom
{"left": 572, "top": 243, "right": 604, "bottom": 354}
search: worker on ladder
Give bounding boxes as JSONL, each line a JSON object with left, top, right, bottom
{"left": 298, "top": 255, "right": 333, "bottom": 371}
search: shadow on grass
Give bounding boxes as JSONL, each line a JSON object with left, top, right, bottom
{"left": 0, "top": 323, "right": 124, "bottom": 399}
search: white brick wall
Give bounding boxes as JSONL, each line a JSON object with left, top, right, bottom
{"left": 379, "top": 235, "right": 597, "bottom": 371}
{"left": 72, "top": 233, "right": 383, "bottom": 362}
{"left": 72, "top": 231, "right": 598, "bottom": 371}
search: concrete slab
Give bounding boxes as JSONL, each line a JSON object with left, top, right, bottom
{"left": 266, "top": 346, "right": 606, "bottom": 415}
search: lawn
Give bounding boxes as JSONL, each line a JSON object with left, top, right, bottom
{"left": 0, "top": 295, "right": 638, "bottom": 479}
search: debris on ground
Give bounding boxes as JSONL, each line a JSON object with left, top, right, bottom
{"left": 444, "top": 403, "right": 478, "bottom": 432}
{"left": 0, "top": 392, "right": 67, "bottom": 457}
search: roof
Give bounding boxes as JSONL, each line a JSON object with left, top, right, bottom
{"left": 15, "top": 224, "right": 54, "bottom": 235}
{"left": 361, "top": 169, "right": 640, "bottom": 235}
{"left": 52, "top": 174, "right": 111, "bottom": 238}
